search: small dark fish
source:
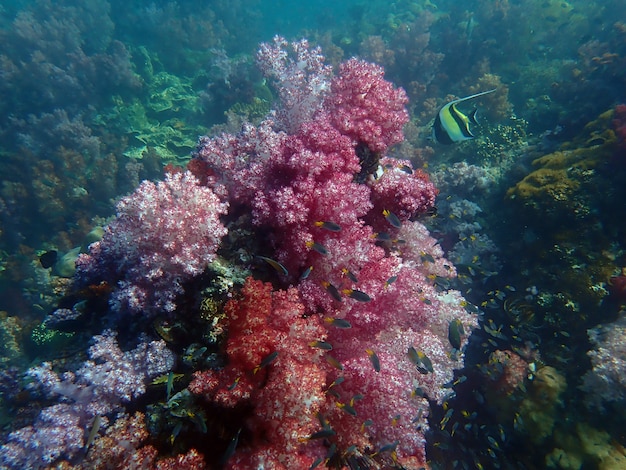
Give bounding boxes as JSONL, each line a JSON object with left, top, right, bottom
{"left": 227, "top": 376, "right": 240, "bottom": 391}
{"left": 315, "top": 221, "right": 342, "bottom": 232}
{"left": 461, "top": 410, "right": 477, "bottom": 420}
{"left": 383, "top": 209, "right": 402, "bottom": 228}
{"left": 483, "top": 320, "right": 506, "bottom": 340}
{"left": 407, "top": 346, "right": 434, "bottom": 374}
{"left": 373, "top": 232, "right": 392, "bottom": 241}
{"left": 337, "top": 401, "right": 357, "bottom": 416}
{"left": 420, "top": 252, "right": 436, "bottom": 264}
{"left": 412, "top": 386, "right": 426, "bottom": 398}
{"left": 307, "top": 241, "right": 328, "bottom": 255}
{"left": 448, "top": 319, "right": 464, "bottom": 350}
{"left": 169, "top": 421, "right": 183, "bottom": 446}
{"left": 433, "top": 275, "right": 451, "bottom": 290}
{"left": 39, "top": 250, "right": 58, "bottom": 269}
{"left": 300, "top": 265, "right": 314, "bottom": 280}
{"left": 440, "top": 408, "right": 454, "bottom": 429}
{"left": 342, "top": 268, "right": 359, "bottom": 283}
{"left": 328, "top": 376, "right": 345, "bottom": 388}
{"left": 307, "top": 428, "right": 337, "bottom": 440}
{"left": 473, "top": 389, "right": 485, "bottom": 405}
{"left": 451, "top": 421, "right": 460, "bottom": 436}
{"left": 375, "top": 440, "right": 399, "bottom": 455}
{"left": 325, "top": 442, "right": 337, "bottom": 462}
{"left": 309, "top": 340, "right": 333, "bottom": 350}
{"left": 254, "top": 351, "right": 278, "bottom": 374}
{"left": 309, "top": 457, "right": 324, "bottom": 470}
{"left": 342, "top": 288, "right": 371, "bottom": 302}
{"left": 257, "top": 255, "right": 288, "bottom": 276}
{"left": 325, "top": 355, "right": 344, "bottom": 370}
{"left": 366, "top": 348, "right": 381, "bottom": 372}
{"left": 321, "top": 281, "right": 342, "bottom": 302}
{"left": 453, "top": 375, "right": 467, "bottom": 386}
{"left": 316, "top": 412, "right": 329, "bottom": 428}
{"left": 84, "top": 415, "right": 102, "bottom": 453}
{"left": 385, "top": 275, "right": 398, "bottom": 287}
{"left": 399, "top": 164, "right": 413, "bottom": 174}
{"left": 221, "top": 428, "right": 241, "bottom": 465}
{"left": 190, "top": 411, "right": 207, "bottom": 433}
{"left": 166, "top": 371, "right": 174, "bottom": 401}
{"left": 324, "top": 317, "right": 351, "bottom": 328}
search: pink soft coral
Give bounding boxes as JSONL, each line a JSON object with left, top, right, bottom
{"left": 325, "top": 58, "right": 409, "bottom": 154}
{"left": 76, "top": 171, "right": 228, "bottom": 314}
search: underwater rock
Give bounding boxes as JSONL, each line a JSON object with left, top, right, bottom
{"left": 53, "top": 246, "right": 81, "bottom": 278}
{"left": 507, "top": 109, "right": 618, "bottom": 215}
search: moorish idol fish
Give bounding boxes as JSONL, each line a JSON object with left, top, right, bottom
{"left": 433, "top": 89, "right": 496, "bottom": 144}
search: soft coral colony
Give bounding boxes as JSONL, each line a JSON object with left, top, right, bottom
{"left": 2, "top": 37, "right": 477, "bottom": 469}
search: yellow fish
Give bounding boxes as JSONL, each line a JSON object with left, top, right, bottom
{"left": 433, "top": 89, "right": 496, "bottom": 144}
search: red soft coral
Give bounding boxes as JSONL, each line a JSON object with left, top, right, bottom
{"left": 190, "top": 278, "right": 328, "bottom": 469}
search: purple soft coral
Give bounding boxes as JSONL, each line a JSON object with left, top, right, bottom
{"left": 0, "top": 332, "right": 174, "bottom": 468}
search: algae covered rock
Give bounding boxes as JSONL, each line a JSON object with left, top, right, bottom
{"left": 507, "top": 109, "right": 618, "bottom": 217}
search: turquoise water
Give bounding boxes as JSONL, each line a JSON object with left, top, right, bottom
{"left": 1, "top": 0, "right": 626, "bottom": 468}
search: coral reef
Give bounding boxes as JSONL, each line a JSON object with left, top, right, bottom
{"left": 502, "top": 109, "right": 624, "bottom": 323}
{"left": 325, "top": 58, "right": 409, "bottom": 154}
{"left": 3, "top": 2, "right": 626, "bottom": 468}
{"left": 0, "top": 34, "right": 480, "bottom": 469}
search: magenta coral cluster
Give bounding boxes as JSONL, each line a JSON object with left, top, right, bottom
{"left": 76, "top": 171, "right": 228, "bottom": 314}
{"left": 185, "top": 37, "right": 476, "bottom": 468}
{"left": 47, "top": 36, "right": 476, "bottom": 469}
{"left": 325, "top": 58, "right": 409, "bottom": 154}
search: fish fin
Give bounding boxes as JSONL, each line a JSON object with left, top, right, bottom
{"left": 469, "top": 108, "right": 479, "bottom": 125}
{"left": 448, "top": 88, "right": 497, "bottom": 106}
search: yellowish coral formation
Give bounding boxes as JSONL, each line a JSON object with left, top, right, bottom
{"left": 518, "top": 366, "right": 566, "bottom": 444}
{"left": 547, "top": 423, "right": 626, "bottom": 469}
{"left": 507, "top": 109, "right": 617, "bottom": 212}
